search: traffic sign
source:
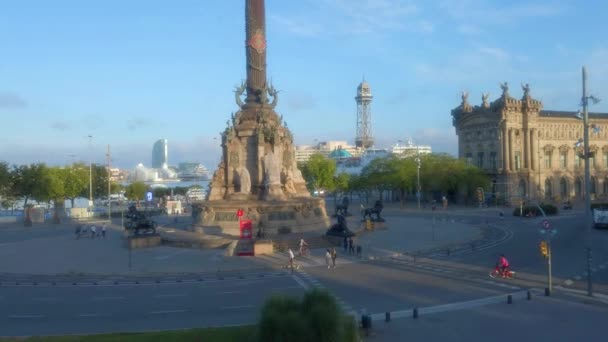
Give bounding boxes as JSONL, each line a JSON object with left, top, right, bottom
{"left": 542, "top": 219, "right": 551, "bottom": 230}
{"left": 146, "top": 191, "right": 153, "bottom": 202}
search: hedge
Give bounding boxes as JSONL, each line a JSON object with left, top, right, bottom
{"left": 513, "top": 204, "right": 558, "bottom": 217}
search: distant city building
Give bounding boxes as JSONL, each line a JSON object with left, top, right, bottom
{"left": 152, "top": 139, "right": 168, "bottom": 169}
{"left": 355, "top": 79, "right": 374, "bottom": 149}
{"left": 108, "top": 168, "right": 129, "bottom": 182}
{"left": 390, "top": 138, "right": 432, "bottom": 158}
{"left": 296, "top": 141, "right": 362, "bottom": 163}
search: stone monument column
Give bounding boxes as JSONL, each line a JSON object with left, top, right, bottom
{"left": 245, "top": 0, "right": 267, "bottom": 106}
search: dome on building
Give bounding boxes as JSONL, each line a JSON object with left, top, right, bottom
{"left": 329, "top": 148, "right": 353, "bottom": 159}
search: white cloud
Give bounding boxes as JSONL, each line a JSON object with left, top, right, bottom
{"left": 478, "top": 47, "right": 509, "bottom": 61}
{"left": 0, "top": 92, "right": 27, "bottom": 109}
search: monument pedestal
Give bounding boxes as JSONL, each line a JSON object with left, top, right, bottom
{"left": 125, "top": 234, "right": 162, "bottom": 249}
{"left": 193, "top": 197, "right": 330, "bottom": 237}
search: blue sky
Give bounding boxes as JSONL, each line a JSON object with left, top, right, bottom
{"left": 1, "top": 0, "right": 607, "bottom": 169}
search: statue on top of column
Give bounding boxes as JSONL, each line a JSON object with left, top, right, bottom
{"left": 500, "top": 82, "right": 509, "bottom": 97}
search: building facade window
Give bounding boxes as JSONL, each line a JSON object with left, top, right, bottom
{"left": 545, "top": 178, "right": 552, "bottom": 200}
{"left": 514, "top": 151, "right": 521, "bottom": 170}
{"left": 590, "top": 152, "right": 595, "bottom": 167}
{"left": 490, "top": 152, "right": 497, "bottom": 170}
{"left": 575, "top": 154, "right": 581, "bottom": 168}
{"left": 477, "top": 152, "right": 484, "bottom": 168}
{"left": 544, "top": 151, "right": 552, "bottom": 168}
{"left": 560, "top": 152, "right": 567, "bottom": 169}
{"left": 560, "top": 178, "right": 568, "bottom": 198}
{"left": 604, "top": 152, "right": 608, "bottom": 168}
{"left": 465, "top": 153, "right": 472, "bottom": 165}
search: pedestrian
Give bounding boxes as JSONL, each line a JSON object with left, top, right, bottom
{"left": 102, "top": 223, "right": 106, "bottom": 238}
{"left": 343, "top": 236, "right": 348, "bottom": 253}
{"left": 288, "top": 248, "right": 296, "bottom": 273}
{"left": 348, "top": 237, "right": 355, "bottom": 255}
{"left": 325, "top": 249, "right": 332, "bottom": 269}
{"left": 331, "top": 248, "right": 337, "bottom": 268}
{"left": 356, "top": 245, "right": 362, "bottom": 258}
{"left": 91, "top": 225, "right": 96, "bottom": 239}
{"left": 75, "top": 224, "right": 81, "bottom": 239}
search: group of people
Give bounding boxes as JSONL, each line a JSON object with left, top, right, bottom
{"left": 75, "top": 223, "right": 107, "bottom": 239}
{"left": 286, "top": 235, "right": 361, "bottom": 272}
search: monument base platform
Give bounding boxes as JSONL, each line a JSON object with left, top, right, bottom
{"left": 126, "top": 234, "right": 162, "bottom": 249}
{"left": 192, "top": 197, "right": 330, "bottom": 237}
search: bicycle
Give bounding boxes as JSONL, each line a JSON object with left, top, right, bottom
{"left": 489, "top": 266, "right": 515, "bottom": 279}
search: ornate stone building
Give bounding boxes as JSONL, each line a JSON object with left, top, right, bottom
{"left": 452, "top": 83, "right": 608, "bottom": 203}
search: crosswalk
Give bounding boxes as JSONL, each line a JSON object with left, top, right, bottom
{"left": 256, "top": 250, "right": 360, "bottom": 269}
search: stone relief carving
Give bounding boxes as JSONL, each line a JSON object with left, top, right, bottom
{"left": 238, "top": 166, "right": 251, "bottom": 193}
{"left": 203, "top": 206, "right": 215, "bottom": 222}
{"left": 263, "top": 150, "right": 281, "bottom": 186}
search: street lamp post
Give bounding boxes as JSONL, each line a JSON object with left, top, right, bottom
{"left": 88, "top": 135, "right": 93, "bottom": 208}
{"left": 415, "top": 147, "right": 421, "bottom": 209}
{"left": 581, "top": 66, "right": 599, "bottom": 297}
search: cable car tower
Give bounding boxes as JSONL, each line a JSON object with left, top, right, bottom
{"left": 355, "top": 79, "right": 374, "bottom": 149}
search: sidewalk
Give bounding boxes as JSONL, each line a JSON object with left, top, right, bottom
{"left": 0, "top": 209, "right": 484, "bottom": 278}
{"left": 365, "top": 290, "right": 607, "bottom": 342}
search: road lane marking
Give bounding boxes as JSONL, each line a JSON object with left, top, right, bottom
{"left": 154, "top": 293, "right": 187, "bottom": 298}
{"left": 149, "top": 309, "right": 187, "bottom": 314}
{"left": 155, "top": 249, "right": 190, "bottom": 260}
{"left": 221, "top": 305, "right": 254, "bottom": 310}
{"left": 32, "top": 297, "right": 61, "bottom": 301}
{"left": 291, "top": 274, "right": 310, "bottom": 290}
{"left": 93, "top": 296, "right": 125, "bottom": 300}
{"left": 9, "top": 315, "right": 44, "bottom": 319}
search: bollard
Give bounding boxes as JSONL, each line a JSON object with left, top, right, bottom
{"left": 507, "top": 294, "right": 512, "bottom": 304}
{"left": 413, "top": 307, "right": 419, "bottom": 319}
{"left": 385, "top": 312, "right": 391, "bottom": 322}
{"left": 527, "top": 290, "right": 532, "bottom": 300}
{"left": 545, "top": 288, "right": 551, "bottom": 296}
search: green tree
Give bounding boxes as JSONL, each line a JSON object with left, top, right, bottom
{"left": 10, "top": 163, "right": 49, "bottom": 207}
{"left": 125, "top": 181, "right": 148, "bottom": 201}
{"left": 360, "top": 156, "right": 394, "bottom": 201}
{"left": 64, "top": 163, "right": 89, "bottom": 208}
{"left": 43, "top": 167, "right": 67, "bottom": 223}
{"left": 0, "top": 161, "right": 10, "bottom": 197}
{"left": 301, "top": 153, "right": 336, "bottom": 194}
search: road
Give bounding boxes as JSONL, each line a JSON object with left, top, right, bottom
{"left": 0, "top": 273, "right": 302, "bottom": 336}
{"left": 1, "top": 206, "right": 607, "bottom": 337}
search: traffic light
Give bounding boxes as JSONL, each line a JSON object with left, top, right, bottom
{"left": 539, "top": 240, "right": 548, "bottom": 258}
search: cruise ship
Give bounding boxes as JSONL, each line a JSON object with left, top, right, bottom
{"left": 178, "top": 164, "right": 211, "bottom": 181}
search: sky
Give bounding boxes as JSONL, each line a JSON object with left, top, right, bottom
{"left": 1, "top": 0, "right": 607, "bottom": 170}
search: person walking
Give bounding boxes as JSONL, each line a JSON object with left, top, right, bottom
{"left": 75, "top": 224, "right": 81, "bottom": 239}
{"left": 325, "top": 249, "right": 332, "bottom": 269}
{"left": 343, "top": 237, "right": 348, "bottom": 253}
{"left": 90, "top": 225, "right": 96, "bottom": 239}
{"left": 288, "top": 248, "right": 296, "bottom": 274}
{"left": 101, "top": 223, "right": 107, "bottom": 238}
{"left": 348, "top": 237, "right": 355, "bottom": 255}
{"left": 331, "top": 248, "right": 337, "bottom": 268}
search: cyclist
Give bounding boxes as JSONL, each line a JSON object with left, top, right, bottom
{"left": 299, "top": 236, "right": 309, "bottom": 256}
{"left": 497, "top": 254, "right": 510, "bottom": 277}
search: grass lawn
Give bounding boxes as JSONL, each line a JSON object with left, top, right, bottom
{"left": 0, "top": 326, "right": 257, "bottom": 342}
